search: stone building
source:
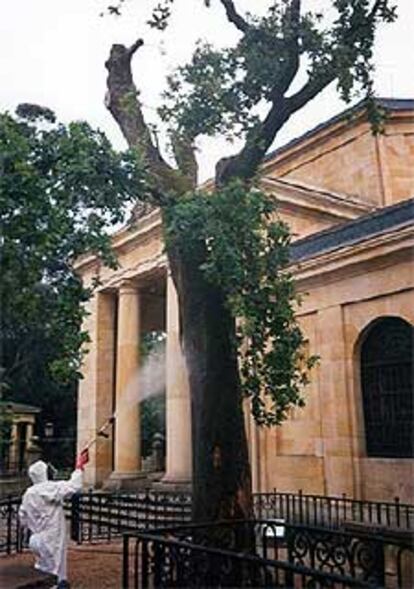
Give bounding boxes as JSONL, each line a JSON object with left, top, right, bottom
{"left": 76, "top": 98, "right": 414, "bottom": 502}
{"left": 0, "top": 401, "right": 40, "bottom": 474}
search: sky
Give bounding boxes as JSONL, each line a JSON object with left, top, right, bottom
{"left": 1, "top": 0, "right": 413, "bottom": 182}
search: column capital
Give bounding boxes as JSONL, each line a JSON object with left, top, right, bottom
{"left": 118, "top": 280, "right": 139, "bottom": 296}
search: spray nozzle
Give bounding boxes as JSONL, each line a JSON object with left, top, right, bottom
{"left": 95, "top": 415, "right": 115, "bottom": 439}
{"left": 83, "top": 414, "right": 115, "bottom": 453}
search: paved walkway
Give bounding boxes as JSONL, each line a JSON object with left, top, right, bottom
{"left": 0, "top": 543, "right": 124, "bottom": 589}
{"left": 0, "top": 555, "right": 53, "bottom": 589}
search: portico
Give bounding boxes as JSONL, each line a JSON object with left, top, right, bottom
{"left": 76, "top": 210, "right": 192, "bottom": 488}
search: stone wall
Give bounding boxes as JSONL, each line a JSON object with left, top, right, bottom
{"left": 379, "top": 118, "right": 414, "bottom": 204}
{"left": 264, "top": 113, "right": 414, "bottom": 208}
{"left": 255, "top": 234, "right": 414, "bottom": 502}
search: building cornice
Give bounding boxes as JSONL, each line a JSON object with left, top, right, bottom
{"left": 74, "top": 208, "right": 162, "bottom": 274}
{"left": 98, "top": 251, "right": 167, "bottom": 292}
{"left": 290, "top": 198, "right": 413, "bottom": 262}
{"left": 75, "top": 176, "right": 370, "bottom": 277}
{"left": 292, "top": 225, "right": 413, "bottom": 288}
{"left": 262, "top": 177, "right": 374, "bottom": 221}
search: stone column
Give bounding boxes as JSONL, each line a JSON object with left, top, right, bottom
{"left": 8, "top": 423, "right": 18, "bottom": 468}
{"left": 26, "top": 422, "right": 34, "bottom": 445}
{"left": 24, "top": 422, "right": 33, "bottom": 465}
{"left": 162, "top": 274, "right": 192, "bottom": 486}
{"left": 95, "top": 292, "right": 116, "bottom": 484}
{"left": 113, "top": 281, "right": 141, "bottom": 477}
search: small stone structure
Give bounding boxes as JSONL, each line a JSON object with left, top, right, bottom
{"left": 0, "top": 401, "right": 41, "bottom": 496}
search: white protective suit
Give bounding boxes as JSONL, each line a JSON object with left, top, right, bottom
{"left": 19, "top": 461, "right": 82, "bottom": 582}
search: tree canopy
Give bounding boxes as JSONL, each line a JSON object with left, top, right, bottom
{"left": 0, "top": 105, "right": 144, "bottom": 463}
{"left": 106, "top": 1, "right": 396, "bottom": 182}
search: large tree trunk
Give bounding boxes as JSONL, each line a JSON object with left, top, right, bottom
{"left": 167, "top": 238, "right": 253, "bottom": 523}
{"left": 104, "top": 39, "right": 253, "bottom": 525}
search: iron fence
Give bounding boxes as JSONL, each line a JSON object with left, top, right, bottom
{"left": 0, "top": 489, "right": 191, "bottom": 556}
{"left": 69, "top": 489, "right": 192, "bottom": 543}
{"left": 0, "top": 460, "right": 27, "bottom": 478}
{"left": 71, "top": 489, "right": 413, "bottom": 545}
{"left": 2, "top": 488, "right": 413, "bottom": 556}
{"left": 254, "top": 489, "right": 414, "bottom": 530}
{"left": 123, "top": 519, "right": 414, "bottom": 588}
{"left": 0, "top": 495, "right": 27, "bottom": 555}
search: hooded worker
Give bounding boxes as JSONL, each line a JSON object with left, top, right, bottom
{"left": 19, "top": 451, "right": 89, "bottom": 589}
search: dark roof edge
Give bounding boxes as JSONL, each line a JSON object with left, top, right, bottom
{"left": 0, "top": 401, "right": 41, "bottom": 414}
{"left": 290, "top": 198, "right": 414, "bottom": 262}
{"left": 263, "top": 97, "right": 414, "bottom": 166}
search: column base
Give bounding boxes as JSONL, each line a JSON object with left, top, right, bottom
{"left": 104, "top": 471, "right": 151, "bottom": 491}
{"left": 153, "top": 474, "right": 192, "bottom": 493}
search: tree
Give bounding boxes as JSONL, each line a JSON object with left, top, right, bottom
{"left": 0, "top": 105, "right": 144, "bottom": 465}
{"left": 104, "top": 0, "right": 396, "bottom": 523}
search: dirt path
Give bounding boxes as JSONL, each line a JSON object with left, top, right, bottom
{"left": 0, "top": 542, "right": 124, "bottom": 589}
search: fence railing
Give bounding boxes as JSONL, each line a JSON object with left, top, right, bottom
{"left": 123, "top": 519, "right": 414, "bottom": 588}
{"left": 0, "top": 461, "right": 27, "bottom": 478}
{"left": 0, "top": 496, "right": 27, "bottom": 555}
{"left": 71, "top": 489, "right": 413, "bottom": 545}
{"left": 69, "top": 489, "right": 192, "bottom": 543}
{"left": 254, "top": 489, "right": 414, "bottom": 530}
{"left": 2, "top": 488, "right": 413, "bottom": 555}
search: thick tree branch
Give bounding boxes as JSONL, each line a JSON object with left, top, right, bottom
{"left": 216, "top": 1, "right": 303, "bottom": 183}
{"left": 106, "top": 41, "right": 163, "bottom": 161}
{"left": 127, "top": 38, "right": 145, "bottom": 58}
{"left": 217, "top": 0, "right": 386, "bottom": 186}
{"left": 287, "top": 70, "right": 336, "bottom": 115}
{"left": 216, "top": 97, "right": 291, "bottom": 185}
{"left": 105, "top": 40, "right": 193, "bottom": 198}
{"left": 271, "top": 0, "right": 301, "bottom": 99}
{"left": 288, "top": 0, "right": 385, "bottom": 114}
{"left": 219, "top": 62, "right": 335, "bottom": 183}
{"left": 171, "top": 134, "right": 198, "bottom": 189}
{"left": 220, "top": 0, "right": 249, "bottom": 33}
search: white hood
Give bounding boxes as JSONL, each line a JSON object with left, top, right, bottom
{"left": 28, "top": 460, "right": 48, "bottom": 484}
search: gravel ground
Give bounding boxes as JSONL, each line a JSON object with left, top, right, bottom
{"left": 0, "top": 541, "right": 124, "bottom": 589}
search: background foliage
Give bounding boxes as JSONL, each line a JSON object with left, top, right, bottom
{"left": 165, "top": 180, "right": 318, "bottom": 425}
{"left": 0, "top": 105, "right": 144, "bottom": 465}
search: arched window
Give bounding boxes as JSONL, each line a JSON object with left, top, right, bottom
{"left": 360, "top": 317, "right": 413, "bottom": 458}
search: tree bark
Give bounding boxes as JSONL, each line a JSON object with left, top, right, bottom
{"left": 105, "top": 39, "right": 253, "bottom": 525}
{"left": 167, "top": 236, "right": 253, "bottom": 523}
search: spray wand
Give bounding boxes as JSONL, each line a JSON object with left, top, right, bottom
{"left": 83, "top": 414, "right": 115, "bottom": 452}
